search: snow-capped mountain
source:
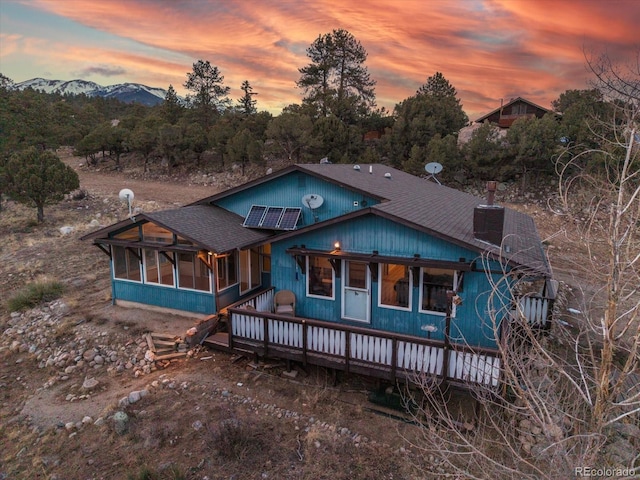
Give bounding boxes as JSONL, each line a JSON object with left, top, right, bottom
{"left": 14, "top": 78, "right": 167, "bottom": 106}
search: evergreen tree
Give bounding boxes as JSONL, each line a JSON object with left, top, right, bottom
{"left": 163, "top": 84, "right": 183, "bottom": 125}
{"left": 297, "top": 29, "right": 376, "bottom": 123}
{"left": 5, "top": 147, "right": 79, "bottom": 222}
{"left": 184, "top": 60, "right": 230, "bottom": 129}
{"left": 237, "top": 80, "right": 258, "bottom": 115}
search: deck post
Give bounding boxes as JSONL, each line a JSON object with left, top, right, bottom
{"left": 345, "top": 331, "right": 351, "bottom": 374}
{"left": 391, "top": 337, "right": 398, "bottom": 381}
{"left": 302, "top": 320, "right": 308, "bottom": 367}
{"left": 263, "top": 316, "right": 269, "bottom": 358}
{"left": 442, "top": 290, "right": 454, "bottom": 382}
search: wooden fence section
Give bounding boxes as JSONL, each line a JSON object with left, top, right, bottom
{"left": 228, "top": 308, "right": 501, "bottom": 388}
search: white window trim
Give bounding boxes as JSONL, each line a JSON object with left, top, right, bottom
{"left": 142, "top": 249, "right": 176, "bottom": 288}
{"left": 178, "top": 253, "right": 212, "bottom": 293}
{"left": 418, "top": 269, "right": 458, "bottom": 317}
{"left": 112, "top": 245, "right": 142, "bottom": 283}
{"left": 216, "top": 253, "right": 238, "bottom": 292}
{"left": 377, "top": 263, "right": 412, "bottom": 312}
{"left": 306, "top": 256, "right": 335, "bottom": 300}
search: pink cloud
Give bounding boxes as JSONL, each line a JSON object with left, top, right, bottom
{"left": 8, "top": 0, "right": 639, "bottom": 117}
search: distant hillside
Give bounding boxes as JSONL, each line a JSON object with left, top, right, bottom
{"left": 14, "top": 78, "right": 168, "bottom": 107}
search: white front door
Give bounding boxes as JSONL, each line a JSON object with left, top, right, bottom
{"left": 342, "top": 261, "right": 370, "bottom": 322}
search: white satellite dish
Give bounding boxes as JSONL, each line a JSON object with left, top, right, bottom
{"left": 119, "top": 188, "right": 135, "bottom": 216}
{"left": 425, "top": 162, "right": 443, "bottom": 185}
{"left": 302, "top": 194, "right": 324, "bottom": 210}
{"left": 425, "top": 162, "right": 443, "bottom": 174}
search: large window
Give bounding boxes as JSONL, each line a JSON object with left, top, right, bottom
{"left": 307, "top": 256, "right": 333, "bottom": 298}
{"left": 379, "top": 263, "right": 411, "bottom": 310}
{"left": 216, "top": 252, "right": 238, "bottom": 291}
{"left": 144, "top": 250, "right": 174, "bottom": 286}
{"left": 239, "top": 248, "right": 261, "bottom": 294}
{"left": 113, "top": 246, "right": 141, "bottom": 281}
{"left": 420, "top": 267, "right": 456, "bottom": 315}
{"left": 142, "top": 223, "right": 173, "bottom": 244}
{"left": 178, "top": 253, "right": 211, "bottom": 291}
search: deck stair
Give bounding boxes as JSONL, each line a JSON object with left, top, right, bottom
{"left": 146, "top": 332, "right": 188, "bottom": 361}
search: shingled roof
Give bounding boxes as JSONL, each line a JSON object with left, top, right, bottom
{"left": 81, "top": 205, "right": 272, "bottom": 254}
{"left": 200, "top": 163, "right": 548, "bottom": 276}
{"left": 296, "top": 163, "right": 550, "bottom": 276}
{"left": 143, "top": 205, "right": 272, "bottom": 253}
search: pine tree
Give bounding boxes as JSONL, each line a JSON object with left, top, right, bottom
{"left": 237, "top": 80, "right": 258, "bottom": 115}
{"left": 5, "top": 147, "right": 79, "bottom": 222}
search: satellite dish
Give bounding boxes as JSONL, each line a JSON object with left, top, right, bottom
{"left": 425, "top": 162, "right": 443, "bottom": 185}
{"left": 425, "top": 162, "right": 443, "bottom": 174}
{"left": 302, "top": 194, "right": 324, "bottom": 210}
{"left": 119, "top": 188, "right": 134, "bottom": 215}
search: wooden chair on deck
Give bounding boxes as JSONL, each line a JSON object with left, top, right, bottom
{"left": 274, "top": 290, "right": 296, "bottom": 316}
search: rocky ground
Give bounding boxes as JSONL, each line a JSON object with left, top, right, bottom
{"left": 1, "top": 151, "right": 636, "bottom": 479}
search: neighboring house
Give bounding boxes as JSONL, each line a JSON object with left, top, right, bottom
{"left": 475, "top": 97, "right": 553, "bottom": 128}
{"left": 82, "top": 164, "right": 554, "bottom": 389}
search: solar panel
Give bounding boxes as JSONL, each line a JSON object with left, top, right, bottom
{"left": 243, "top": 205, "right": 267, "bottom": 227}
{"left": 261, "top": 206, "right": 284, "bottom": 228}
{"left": 277, "top": 207, "right": 302, "bottom": 230}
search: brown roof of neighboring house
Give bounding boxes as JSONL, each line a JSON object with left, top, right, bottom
{"left": 475, "top": 96, "right": 552, "bottom": 124}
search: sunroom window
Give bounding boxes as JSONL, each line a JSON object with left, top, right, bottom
{"left": 307, "top": 256, "right": 333, "bottom": 298}
{"left": 420, "top": 267, "right": 456, "bottom": 315}
{"left": 144, "top": 249, "right": 174, "bottom": 286}
{"left": 216, "top": 252, "right": 238, "bottom": 291}
{"left": 178, "top": 253, "right": 210, "bottom": 291}
{"left": 142, "top": 223, "right": 173, "bottom": 244}
{"left": 113, "top": 246, "right": 141, "bottom": 281}
{"left": 379, "top": 263, "right": 411, "bottom": 310}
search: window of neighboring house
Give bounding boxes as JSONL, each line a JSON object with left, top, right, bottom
{"left": 419, "top": 267, "right": 457, "bottom": 316}
{"left": 144, "top": 249, "right": 174, "bottom": 286}
{"left": 379, "top": 263, "right": 411, "bottom": 310}
{"left": 216, "top": 252, "right": 238, "bottom": 291}
{"left": 178, "top": 252, "right": 211, "bottom": 291}
{"left": 112, "top": 246, "right": 141, "bottom": 281}
{"left": 307, "top": 256, "right": 334, "bottom": 299}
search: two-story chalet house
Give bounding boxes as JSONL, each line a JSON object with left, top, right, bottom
{"left": 82, "top": 164, "right": 554, "bottom": 388}
{"left": 475, "top": 97, "right": 553, "bottom": 128}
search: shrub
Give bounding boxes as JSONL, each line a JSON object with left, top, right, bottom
{"left": 6, "top": 279, "right": 65, "bottom": 312}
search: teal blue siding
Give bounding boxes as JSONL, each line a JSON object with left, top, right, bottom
{"left": 113, "top": 281, "right": 216, "bottom": 314}
{"left": 271, "top": 214, "right": 502, "bottom": 349}
{"left": 215, "top": 171, "right": 379, "bottom": 228}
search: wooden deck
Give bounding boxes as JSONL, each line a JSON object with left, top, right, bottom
{"left": 203, "top": 284, "right": 555, "bottom": 389}
{"left": 203, "top": 288, "right": 503, "bottom": 389}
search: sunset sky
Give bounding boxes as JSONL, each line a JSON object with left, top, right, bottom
{"left": 1, "top": 0, "right": 638, "bottom": 119}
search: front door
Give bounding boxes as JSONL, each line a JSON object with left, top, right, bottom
{"left": 342, "top": 261, "right": 370, "bottom": 322}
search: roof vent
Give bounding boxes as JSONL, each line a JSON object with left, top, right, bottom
{"left": 384, "top": 172, "right": 392, "bottom": 179}
{"left": 353, "top": 165, "right": 361, "bottom": 171}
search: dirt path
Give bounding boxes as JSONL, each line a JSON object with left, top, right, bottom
{"left": 61, "top": 154, "right": 219, "bottom": 207}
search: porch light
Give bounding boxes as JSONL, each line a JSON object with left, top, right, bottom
{"left": 334, "top": 241, "right": 341, "bottom": 251}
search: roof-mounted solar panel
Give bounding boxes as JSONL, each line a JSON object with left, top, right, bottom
{"left": 261, "top": 206, "right": 284, "bottom": 228}
{"left": 277, "top": 207, "right": 302, "bottom": 230}
{"left": 243, "top": 205, "right": 301, "bottom": 230}
{"left": 243, "top": 205, "right": 267, "bottom": 227}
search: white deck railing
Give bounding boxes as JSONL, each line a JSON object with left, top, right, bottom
{"left": 228, "top": 306, "right": 501, "bottom": 388}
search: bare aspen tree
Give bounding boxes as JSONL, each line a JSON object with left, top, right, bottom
{"left": 403, "top": 52, "right": 639, "bottom": 479}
